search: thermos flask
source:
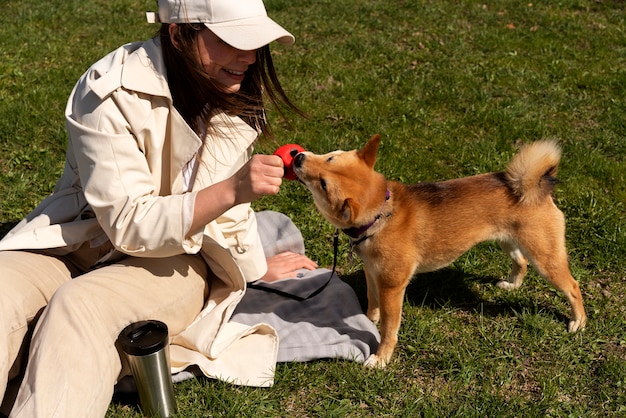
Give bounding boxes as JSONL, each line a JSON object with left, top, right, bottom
{"left": 118, "top": 320, "right": 177, "bottom": 417}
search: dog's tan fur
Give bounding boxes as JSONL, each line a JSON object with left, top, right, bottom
{"left": 293, "top": 134, "right": 586, "bottom": 368}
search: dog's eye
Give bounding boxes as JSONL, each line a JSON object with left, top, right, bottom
{"left": 320, "top": 178, "right": 327, "bottom": 191}
{"left": 326, "top": 156, "right": 334, "bottom": 162}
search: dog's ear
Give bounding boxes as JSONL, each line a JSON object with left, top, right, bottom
{"left": 357, "top": 134, "right": 381, "bottom": 169}
{"left": 341, "top": 198, "right": 359, "bottom": 223}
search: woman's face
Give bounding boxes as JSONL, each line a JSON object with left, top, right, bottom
{"left": 196, "top": 28, "right": 257, "bottom": 93}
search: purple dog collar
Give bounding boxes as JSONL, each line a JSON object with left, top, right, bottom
{"left": 342, "top": 189, "right": 390, "bottom": 240}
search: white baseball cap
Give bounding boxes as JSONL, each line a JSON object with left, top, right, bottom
{"left": 147, "top": 0, "right": 295, "bottom": 51}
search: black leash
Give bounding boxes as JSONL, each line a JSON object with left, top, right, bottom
{"left": 247, "top": 229, "right": 340, "bottom": 301}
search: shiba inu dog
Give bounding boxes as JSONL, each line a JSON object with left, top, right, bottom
{"left": 292, "top": 134, "right": 586, "bottom": 368}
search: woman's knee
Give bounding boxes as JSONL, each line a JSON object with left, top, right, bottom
{"left": 43, "top": 254, "right": 209, "bottom": 337}
{"left": 0, "top": 251, "right": 72, "bottom": 320}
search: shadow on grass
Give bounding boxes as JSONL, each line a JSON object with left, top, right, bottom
{"left": 110, "top": 376, "right": 140, "bottom": 410}
{"left": 339, "top": 267, "right": 570, "bottom": 326}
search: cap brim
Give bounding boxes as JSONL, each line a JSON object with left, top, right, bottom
{"left": 205, "top": 16, "right": 295, "bottom": 51}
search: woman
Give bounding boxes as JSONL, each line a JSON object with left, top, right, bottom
{"left": 0, "top": 0, "right": 316, "bottom": 416}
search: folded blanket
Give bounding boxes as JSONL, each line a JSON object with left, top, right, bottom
{"left": 232, "top": 268, "right": 379, "bottom": 363}
{"left": 232, "top": 211, "right": 379, "bottom": 363}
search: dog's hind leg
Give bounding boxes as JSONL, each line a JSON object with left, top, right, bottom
{"left": 496, "top": 239, "right": 528, "bottom": 290}
{"left": 527, "top": 246, "right": 587, "bottom": 332}
{"left": 515, "top": 213, "right": 587, "bottom": 332}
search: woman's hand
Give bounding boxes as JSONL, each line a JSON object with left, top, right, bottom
{"left": 190, "top": 154, "right": 284, "bottom": 233}
{"left": 232, "top": 154, "right": 284, "bottom": 205}
{"left": 260, "top": 251, "right": 318, "bottom": 283}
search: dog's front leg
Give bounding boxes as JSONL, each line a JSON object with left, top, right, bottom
{"left": 364, "top": 267, "right": 380, "bottom": 323}
{"left": 364, "top": 279, "right": 406, "bottom": 368}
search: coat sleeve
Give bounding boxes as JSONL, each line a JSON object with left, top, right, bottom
{"left": 64, "top": 66, "right": 203, "bottom": 258}
{"left": 205, "top": 205, "right": 268, "bottom": 282}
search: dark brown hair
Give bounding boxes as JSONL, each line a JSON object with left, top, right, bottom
{"left": 159, "top": 23, "right": 303, "bottom": 139}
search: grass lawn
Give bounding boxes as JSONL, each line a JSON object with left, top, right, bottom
{"left": 1, "top": 0, "right": 624, "bottom": 416}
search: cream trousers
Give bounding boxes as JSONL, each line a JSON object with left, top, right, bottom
{"left": 0, "top": 250, "right": 208, "bottom": 417}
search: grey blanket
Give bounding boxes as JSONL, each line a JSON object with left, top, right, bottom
{"left": 231, "top": 211, "right": 379, "bottom": 363}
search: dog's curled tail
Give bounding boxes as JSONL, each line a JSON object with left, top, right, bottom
{"left": 505, "top": 140, "right": 562, "bottom": 205}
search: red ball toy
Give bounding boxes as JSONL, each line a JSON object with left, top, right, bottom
{"left": 274, "top": 144, "right": 305, "bottom": 180}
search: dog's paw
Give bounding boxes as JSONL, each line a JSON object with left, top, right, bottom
{"left": 567, "top": 317, "right": 586, "bottom": 333}
{"left": 496, "top": 280, "right": 521, "bottom": 291}
{"left": 364, "top": 354, "right": 387, "bottom": 369}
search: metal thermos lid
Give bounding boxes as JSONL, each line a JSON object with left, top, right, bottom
{"left": 118, "top": 320, "right": 169, "bottom": 356}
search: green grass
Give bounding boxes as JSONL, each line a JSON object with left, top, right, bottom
{"left": 2, "top": 0, "right": 625, "bottom": 416}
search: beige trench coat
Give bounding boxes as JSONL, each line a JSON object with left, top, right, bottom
{"left": 0, "top": 38, "right": 279, "bottom": 386}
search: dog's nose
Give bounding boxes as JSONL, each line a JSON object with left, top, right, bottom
{"left": 293, "top": 152, "right": 305, "bottom": 168}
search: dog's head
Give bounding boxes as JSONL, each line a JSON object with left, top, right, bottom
{"left": 293, "top": 134, "right": 388, "bottom": 230}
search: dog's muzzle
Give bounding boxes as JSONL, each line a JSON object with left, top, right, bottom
{"left": 293, "top": 152, "right": 305, "bottom": 169}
